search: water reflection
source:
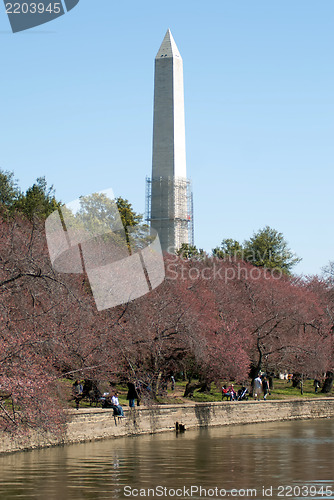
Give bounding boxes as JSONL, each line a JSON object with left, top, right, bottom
{"left": 0, "top": 419, "right": 333, "bottom": 499}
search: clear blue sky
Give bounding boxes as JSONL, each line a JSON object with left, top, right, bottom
{"left": 1, "top": 0, "right": 333, "bottom": 276}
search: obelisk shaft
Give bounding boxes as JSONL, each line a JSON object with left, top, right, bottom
{"left": 152, "top": 29, "right": 186, "bottom": 179}
{"left": 151, "top": 29, "right": 189, "bottom": 253}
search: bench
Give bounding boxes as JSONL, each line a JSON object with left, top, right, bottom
{"left": 101, "top": 400, "right": 125, "bottom": 426}
{"left": 113, "top": 408, "right": 125, "bottom": 426}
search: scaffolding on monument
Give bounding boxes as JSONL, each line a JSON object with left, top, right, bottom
{"left": 145, "top": 176, "right": 194, "bottom": 247}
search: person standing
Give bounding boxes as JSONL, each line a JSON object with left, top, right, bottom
{"left": 126, "top": 382, "right": 139, "bottom": 408}
{"left": 314, "top": 379, "right": 320, "bottom": 393}
{"left": 73, "top": 380, "right": 83, "bottom": 410}
{"left": 262, "top": 376, "right": 270, "bottom": 401}
{"left": 253, "top": 375, "right": 263, "bottom": 401}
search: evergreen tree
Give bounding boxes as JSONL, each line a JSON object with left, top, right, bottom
{"left": 243, "top": 226, "right": 301, "bottom": 274}
{"left": 213, "top": 238, "right": 243, "bottom": 261}
{"left": 0, "top": 169, "right": 21, "bottom": 211}
{"left": 177, "top": 243, "right": 206, "bottom": 260}
{"left": 176, "top": 243, "right": 207, "bottom": 260}
{"left": 14, "top": 177, "right": 60, "bottom": 220}
{"left": 116, "top": 197, "right": 143, "bottom": 228}
{"left": 213, "top": 228, "right": 300, "bottom": 274}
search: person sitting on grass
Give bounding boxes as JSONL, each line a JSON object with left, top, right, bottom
{"left": 111, "top": 392, "right": 124, "bottom": 417}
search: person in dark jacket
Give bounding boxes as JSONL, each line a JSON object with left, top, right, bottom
{"left": 262, "top": 376, "right": 270, "bottom": 401}
{"left": 73, "top": 380, "right": 83, "bottom": 410}
{"left": 126, "top": 382, "right": 139, "bottom": 408}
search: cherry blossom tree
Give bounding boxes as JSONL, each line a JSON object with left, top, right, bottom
{"left": 1, "top": 210, "right": 333, "bottom": 438}
{"left": 0, "top": 216, "right": 127, "bottom": 434}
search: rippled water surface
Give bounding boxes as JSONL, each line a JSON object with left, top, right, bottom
{"left": 0, "top": 418, "right": 334, "bottom": 499}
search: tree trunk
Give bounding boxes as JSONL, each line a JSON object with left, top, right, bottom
{"left": 249, "top": 364, "right": 260, "bottom": 380}
{"left": 321, "top": 371, "right": 334, "bottom": 393}
{"left": 198, "top": 381, "right": 211, "bottom": 393}
{"left": 183, "top": 382, "right": 203, "bottom": 398}
{"left": 292, "top": 373, "right": 301, "bottom": 388}
{"left": 150, "top": 372, "right": 162, "bottom": 398}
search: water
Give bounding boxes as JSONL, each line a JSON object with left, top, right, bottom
{"left": 0, "top": 418, "right": 333, "bottom": 499}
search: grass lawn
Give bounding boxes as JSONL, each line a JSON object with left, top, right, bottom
{"left": 190, "top": 378, "right": 333, "bottom": 403}
{"left": 65, "top": 377, "right": 333, "bottom": 409}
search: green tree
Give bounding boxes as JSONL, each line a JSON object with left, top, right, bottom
{"left": 176, "top": 243, "right": 206, "bottom": 260}
{"left": 77, "top": 192, "right": 122, "bottom": 234}
{"left": 15, "top": 177, "right": 60, "bottom": 220}
{"left": 115, "top": 197, "right": 150, "bottom": 250}
{"left": 75, "top": 193, "right": 147, "bottom": 252}
{"left": 0, "top": 169, "right": 21, "bottom": 211}
{"left": 243, "top": 226, "right": 301, "bottom": 274}
{"left": 116, "top": 197, "right": 143, "bottom": 228}
{"left": 212, "top": 238, "right": 243, "bottom": 260}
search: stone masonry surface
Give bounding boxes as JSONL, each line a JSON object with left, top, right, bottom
{"left": 1, "top": 398, "right": 334, "bottom": 454}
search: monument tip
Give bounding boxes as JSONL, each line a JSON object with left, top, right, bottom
{"left": 156, "top": 29, "right": 181, "bottom": 59}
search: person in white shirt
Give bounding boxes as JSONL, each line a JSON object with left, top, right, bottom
{"left": 253, "top": 376, "right": 263, "bottom": 401}
{"left": 111, "top": 392, "right": 124, "bottom": 416}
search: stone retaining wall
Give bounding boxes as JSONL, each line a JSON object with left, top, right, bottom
{"left": 1, "top": 398, "right": 334, "bottom": 454}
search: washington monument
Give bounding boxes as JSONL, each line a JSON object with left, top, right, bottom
{"left": 146, "top": 29, "right": 193, "bottom": 253}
